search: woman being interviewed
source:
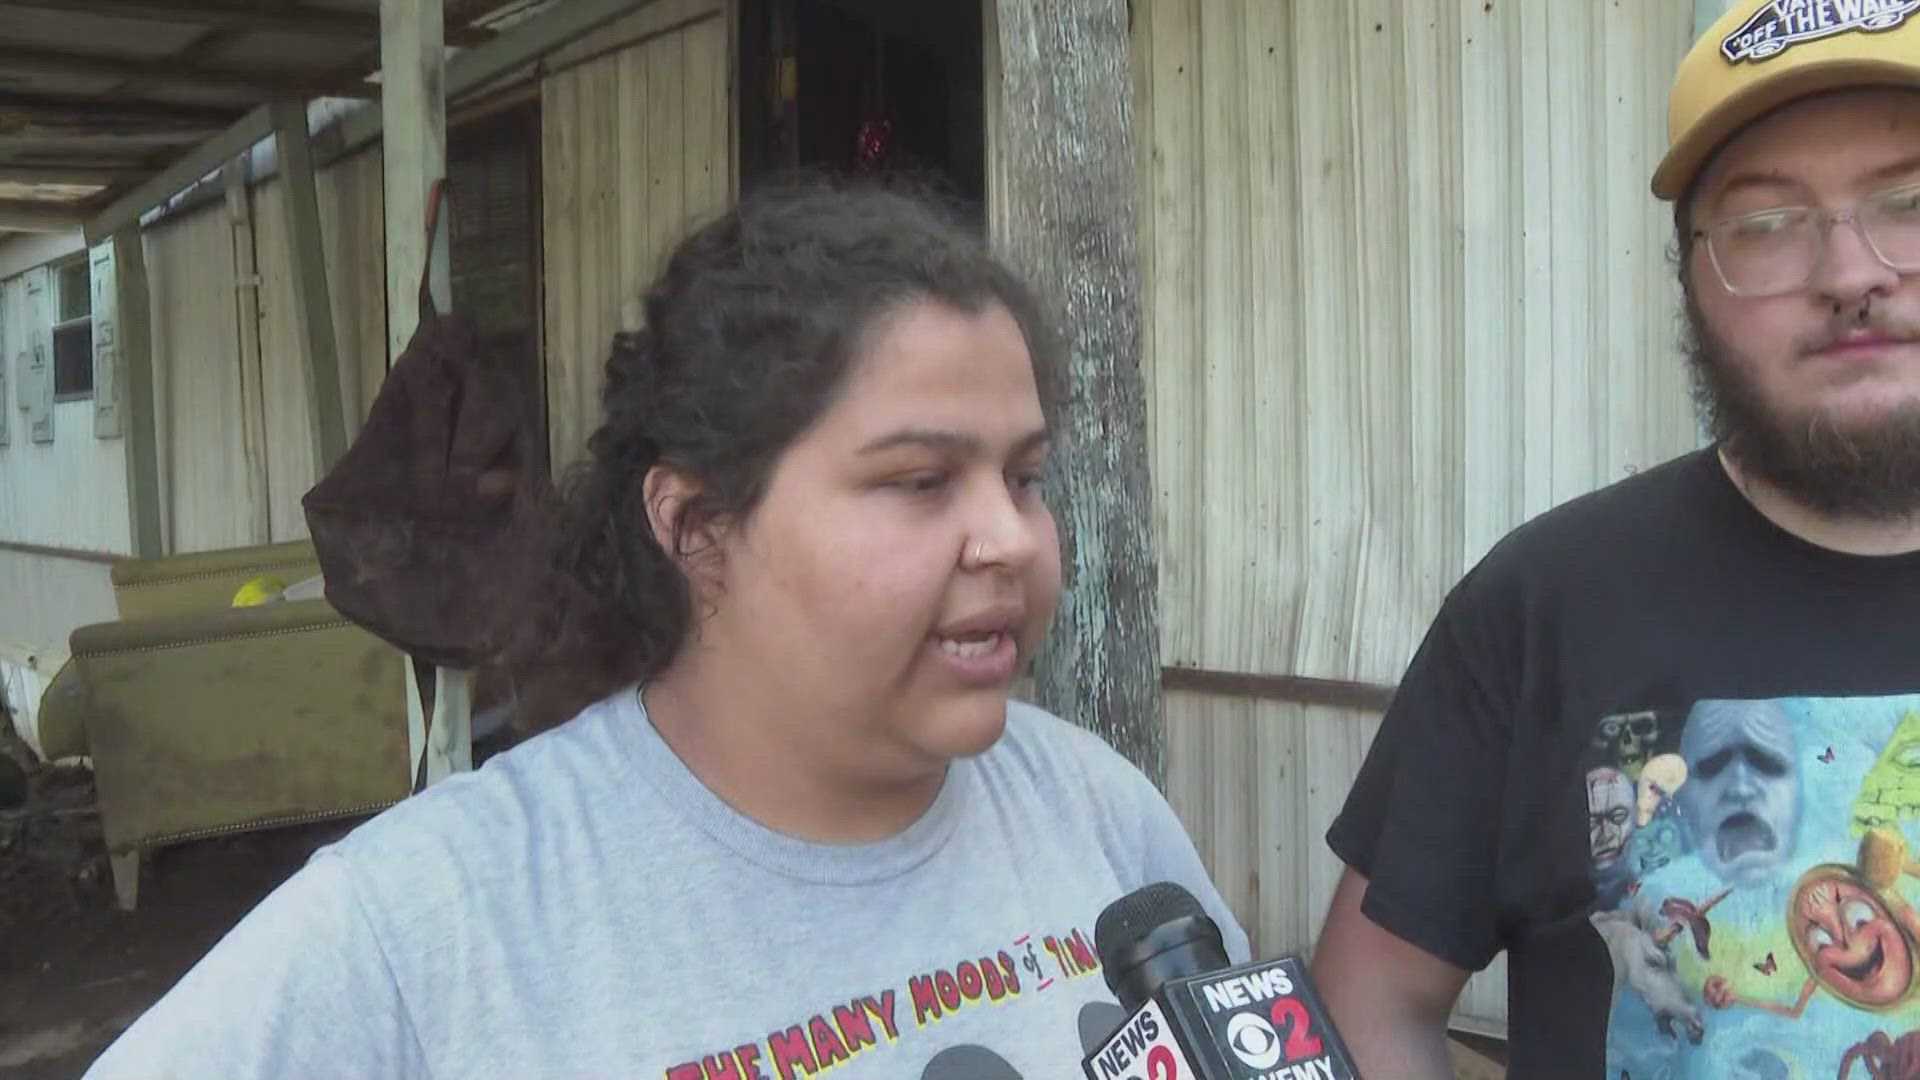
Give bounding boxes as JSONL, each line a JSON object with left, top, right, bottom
{"left": 86, "top": 178, "right": 1248, "bottom": 1079}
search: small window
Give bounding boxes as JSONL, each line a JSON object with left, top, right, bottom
{"left": 52, "top": 259, "right": 92, "bottom": 401}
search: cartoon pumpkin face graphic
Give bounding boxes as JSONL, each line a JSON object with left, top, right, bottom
{"left": 1790, "top": 872, "right": 1918, "bottom": 1009}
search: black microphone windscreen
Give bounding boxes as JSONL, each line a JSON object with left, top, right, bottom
{"left": 1094, "top": 881, "right": 1206, "bottom": 964}
{"left": 1084, "top": 883, "right": 1362, "bottom": 1079}
{"left": 1095, "top": 882, "right": 1229, "bottom": 1013}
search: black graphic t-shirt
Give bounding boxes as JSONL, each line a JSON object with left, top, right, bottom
{"left": 1327, "top": 447, "right": 1920, "bottom": 1078}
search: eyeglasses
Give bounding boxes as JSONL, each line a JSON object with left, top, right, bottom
{"left": 1692, "top": 182, "right": 1920, "bottom": 299}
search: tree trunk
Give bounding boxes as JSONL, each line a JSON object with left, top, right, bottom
{"left": 989, "top": 0, "right": 1162, "bottom": 785}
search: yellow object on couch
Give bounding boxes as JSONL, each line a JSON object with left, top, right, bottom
{"left": 230, "top": 574, "right": 288, "bottom": 607}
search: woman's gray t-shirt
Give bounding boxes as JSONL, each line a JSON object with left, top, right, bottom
{"left": 86, "top": 691, "right": 1248, "bottom": 1079}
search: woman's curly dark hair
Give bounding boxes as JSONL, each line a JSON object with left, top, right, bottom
{"left": 498, "top": 176, "right": 1064, "bottom": 733}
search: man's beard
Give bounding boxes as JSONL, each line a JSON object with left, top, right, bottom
{"left": 1684, "top": 286, "right": 1920, "bottom": 521}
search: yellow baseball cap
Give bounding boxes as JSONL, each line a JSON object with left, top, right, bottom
{"left": 1653, "top": 0, "right": 1920, "bottom": 201}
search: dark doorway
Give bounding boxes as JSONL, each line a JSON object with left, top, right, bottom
{"left": 739, "top": 0, "right": 985, "bottom": 219}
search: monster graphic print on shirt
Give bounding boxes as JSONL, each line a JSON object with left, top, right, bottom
{"left": 1589, "top": 694, "right": 1920, "bottom": 1079}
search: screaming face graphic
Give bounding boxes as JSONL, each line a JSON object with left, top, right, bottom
{"left": 1791, "top": 875, "right": 1916, "bottom": 1010}
{"left": 1677, "top": 700, "right": 1800, "bottom": 887}
{"left": 1589, "top": 767, "right": 1637, "bottom": 869}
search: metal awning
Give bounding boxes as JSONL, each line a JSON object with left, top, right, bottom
{"left": 0, "top": 0, "right": 512, "bottom": 238}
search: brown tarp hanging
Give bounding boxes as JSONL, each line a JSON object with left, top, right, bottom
{"left": 301, "top": 181, "right": 544, "bottom": 671}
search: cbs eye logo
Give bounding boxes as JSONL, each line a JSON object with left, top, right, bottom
{"left": 1225, "top": 1011, "right": 1281, "bottom": 1070}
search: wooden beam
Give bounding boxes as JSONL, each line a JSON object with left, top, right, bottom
{"left": 329, "top": 0, "right": 661, "bottom": 162}
{"left": 1160, "top": 667, "right": 1399, "bottom": 714}
{"left": 99, "top": 22, "right": 247, "bottom": 106}
{"left": 109, "top": 229, "right": 165, "bottom": 557}
{"left": 440, "top": 0, "right": 663, "bottom": 93}
{"left": 270, "top": 98, "right": 348, "bottom": 472}
{"left": 0, "top": 132, "right": 225, "bottom": 157}
{"left": 0, "top": 0, "right": 495, "bottom": 47}
{"left": 0, "top": 199, "right": 84, "bottom": 232}
{"left": 0, "top": 45, "right": 346, "bottom": 99}
{"left": 991, "top": 0, "right": 1161, "bottom": 782}
{"left": 0, "top": 229, "right": 87, "bottom": 280}
{"left": 0, "top": 91, "right": 246, "bottom": 129}
{"left": 0, "top": 165, "right": 128, "bottom": 186}
{"left": 1, "top": 132, "right": 220, "bottom": 157}
{"left": 82, "top": 106, "right": 271, "bottom": 245}
{"left": 381, "top": 0, "right": 449, "bottom": 360}
{"left": 81, "top": 0, "right": 653, "bottom": 245}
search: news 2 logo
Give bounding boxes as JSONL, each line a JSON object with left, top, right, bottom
{"left": 1720, "top": 0, "right": 1920, "bottom": 64}
{"left": 1225, "top": 1013, "right": 1281, "bottom": 1070}
{"left": 1200, "top": 968, "right": 1295, "bottom": 1011}
{"left": 1087, "top": 999, "right": 1185, "bottom": 1080}
{"left": 1197, "top": 966, "right": 1340, "bottom": 1079}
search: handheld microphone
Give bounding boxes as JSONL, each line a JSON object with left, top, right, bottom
{"left": 1081, "top": 882, "right": 1361, "bottom": 1080}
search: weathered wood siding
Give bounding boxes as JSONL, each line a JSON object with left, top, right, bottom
{"left": 540, "top": 0, "right": 731, "bottom": 471}
{"left": 1133, "top": 0, "right": 1701, "bottom": 1034}
{"left": 144, "top": 205, "right": 253, "bottom": 555}
{"left": 253, "top": 147, "right": 388, "bottom": 541}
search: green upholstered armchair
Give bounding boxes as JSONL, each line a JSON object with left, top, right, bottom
{"left": 36, "top": 539, "right": 420, "bottom": 910}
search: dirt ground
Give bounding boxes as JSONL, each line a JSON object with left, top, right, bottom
{"left": 0, "top": 747, "right": 357, "bottom": 1079}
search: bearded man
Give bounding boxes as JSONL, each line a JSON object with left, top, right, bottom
{"left": 1310, "top": 2, "right": 1920, "bottom": 1076}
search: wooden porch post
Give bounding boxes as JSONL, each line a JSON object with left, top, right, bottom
{"left": 380, "top": 0, "right": 468, "bottom": 789}
{"left": 112, "top": 229, "right": 164, "bottom": 558}
{"left": 224, "top": 160, "right": 272, "bottom": 544}
{"left": 989, "top": 0, "right": 1163, "bottom": 784}
{"left": 381, "top": 0, "right": 451, "bottom": 354}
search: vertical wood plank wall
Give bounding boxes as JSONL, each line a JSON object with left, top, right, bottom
{"left": 144, "top": 206, "right": 251, "bottom": 555}
{"left": 540, "top": 0, "right": 731, "bottom": 472}
{"left": 1132, "top": 0, "right": 1699, "bottom": 1033}
{"left": 253, "top": 147, "right": 388, "bottom": 542}
{"left": 142, "top": 147, "right": 386, "bottom": 555}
